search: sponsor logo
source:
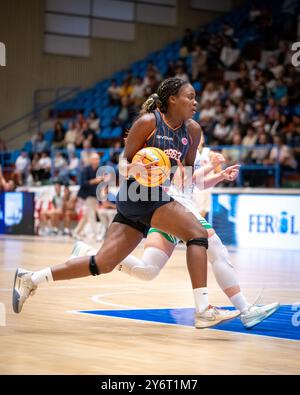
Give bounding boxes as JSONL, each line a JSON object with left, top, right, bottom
{"left": 249, "top": 211, "right": 299, "bottom": 235}
{"left": 156, "top": 135, "right": 173, "bottom": 141}
{"left": 181, "top": 137, "right": 188, "bottom": 145}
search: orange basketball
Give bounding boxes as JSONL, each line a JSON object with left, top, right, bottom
{"left": 131, "top": 147, "right": 171, "bottom": 187}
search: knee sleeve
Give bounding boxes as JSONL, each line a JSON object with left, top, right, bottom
{"left": 207, "top": 234, "right": 238, "bottom": 290}
{"left": 120, "top": 247, "right": 169, "bottom": 281}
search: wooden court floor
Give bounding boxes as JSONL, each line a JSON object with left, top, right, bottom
{"left": 0, "top": 235, "right": 299, "bottom": 375}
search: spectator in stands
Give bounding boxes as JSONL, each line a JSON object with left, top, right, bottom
{"left": 242, "top": 126, "right": 258, "bottom": 162}
{"left": 251, "top": 133, "right": 271, "bottom": 164}
{"left": 179, "top": 28, "right": 194, "bottom": 57}
{"left": 32, "top": 132, "right": 49, "bottom": 154}
{"left": 130, "top": 77, "right": 146, "bottom": 107}
{"left": 97, "top": 185, "right": 117, "bottom": 240}
{"left": 213, "top": 116, "right": 231, "bottom": 145}
{"left": 267, "top": 135, "right": 297, "bottom": 171}
{"left": 201, "top": 82, "right": 219, "bottom": 105}
{"left": 191, "top": 45, "right": 207, "bottom": 81}
{"left": 80, "top": 139, "right": 93, "bottom": 167}
{"left": 14, "top": 151, "right": 30, "bottom": 186}
{"left": 119, "top": 75, "right": 134, "bottom": 98}
{"left": 199, "top": 100, "right": 216, "bottom": 123}
{"left": 228, "top": 81, "right": 243, "bottom": 104}
{"left": 73, "top": 153, "right": 103, "bottom": 240}
{"left": 34, "top": 152, "right": 51, "bottom": 183}
{"left": 111, "top": 96, "right": 135, "bottom": 130}
{"left": 175, "top": 65, "right": 189, "bottom": 82}
{"left": 76, "top": 111, "right": 86, "bottom": 129}
{"left": 39, "top": 182, "right": 63, "bottom": 235}
{"left": 61, "top": 185, "right": 77, "bottom": 236}
{"left": 52, "top": 121, "right": 66, "bottom": 149}
{"left": 143, "top": 69, "right": 160, "bottom": 96}
{"left": 64, "top": 121, "right": 78, "bottom": 152}
{"left": 54, "top": 152, "right": 68, "bottom": 179}
{"left": 0, "top": 165, "right": 16, "bottom": 192}
{"left": 82, "top": 121, "right": 99, "bottom": 148}
{"left": 166, "top": 61, "right": 176, "bottom": 78}
{"left": 265, "top": 97, "right": 279, "bottom": 121}
{"left": 87, "top": 110, "right": 100, "bottom": 132}
{"left": 222, "top": 133, "right": 243, "bottom": 164}
{"left": 108, "top": 79, "right": 120, "bottom": 105}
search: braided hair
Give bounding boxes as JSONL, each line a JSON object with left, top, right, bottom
{"left": 141, "top": 77, "right": 189, "bottom": 114}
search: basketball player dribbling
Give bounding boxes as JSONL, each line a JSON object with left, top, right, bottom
{"left": 12, "top": 78, "right": 263, "bottom": 328}
{"left": 72, "top": 137, "right": 280, "bottom": 329}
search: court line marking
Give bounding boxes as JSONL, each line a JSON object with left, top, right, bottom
{"left": 69, "top": 308, "right": 300, "bottom": 344}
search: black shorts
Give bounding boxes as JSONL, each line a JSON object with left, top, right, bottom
{"left": 115, "top": 178, "right": 174, "bottom": 232}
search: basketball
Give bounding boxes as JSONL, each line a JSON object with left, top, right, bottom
{"left": 131, "top": 147, "right": 171, "bottom": 187}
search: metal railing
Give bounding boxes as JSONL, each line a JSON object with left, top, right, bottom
{"left": 0, "top": 86, "right": 80, "bottom": 146}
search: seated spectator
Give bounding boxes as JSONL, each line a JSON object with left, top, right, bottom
{"left": 175, "top": 65, "right": 189, "bottom": 82}
{"left": 52, "top": 121, "right": 66, "bottom": 149}
{"left": 220, "top": 42, "right": 240, "bottom": 69}
{"left": 39, "top": 182, "right": 64, "bottom": 235}
{"left": 242, "top": 126, "right": 258, "bottom": 162}
{"left": 266, "top": 135, "right": 297, "bottom": 171}
{"left": 143, "top": 70, "right": 160, "bottom": 96}
{"left": 201, "top": 82, "right": 219, "bottom": 105}
{"left": 54, "top": 152, "right": 68, "bottom": 177}
{"left": 119, "top": 75, "right": 133, "bottom": 98}
{"left": 222, "top": 133, "right": 243, "bottom": 164}
{"left": 199, "top": 100, "right": 216, "bottom": 123}
{"left": 264, "top": 97, "right": 278, "bottom": 121}
{"left": 130, "top": 77, "right": 146, "bottom": 107}
{"left": 251, "top": 133, "right": 271, "bottom": 163}
{"left": 64, "top": 121, "right": 78, "bottom": 152}
{"left": 32, "top": 132, "right": 49, "bottom": 153}
{"left": 97, "top": 185, "right": 117, "bottom": 240}
{"left": 87, "top": 110, "right": 100, "bottom": 132}
{"left": 213, "top": 116, "right": 231, "bottom": 144}
{"left": 76, "top": 111, "right": 86, "bottom": 129}
{"left": 107, "top": 79, "right": 120, "bottom": 105}
{"left": 228, "top": 81, "right": 243, "bottom": 103}
{"left": 14, "top": 151, "right": 30, "bottom": 186}
{"left": 112, "top": 97, "right": 135, "bottom": 130}
{"left": 80, "top": 139, "right": 94, "bottom": 167}
{"left": 61, "top": 185, "right": 77, "bottom": 236}
{"left": 166, "top": 61, "right": 176, "bottom": 78}
{"left": 31, "top": 152, "right": 51, "bottom": 183}
{"left": 191, "top": 45, "right": 207, "bottom": 81}
{"left": 82, "top": 121, "right": 99, "bottom": 148}
{"left": 179, "top": 28, "right": 194, "bottom": 57}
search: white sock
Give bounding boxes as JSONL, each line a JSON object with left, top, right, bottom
{"left": 193, "top": 287, "right": 209, "bottom": 313}
{"left": 230, "top": 292, "right": 250, "bottom": 313}
{"left": 31, "top": 267, "right": 53, "bottom": 285}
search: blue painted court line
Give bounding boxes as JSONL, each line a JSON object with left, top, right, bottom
{"left": 78, "top": 305, "right": 300, "bottom": 342}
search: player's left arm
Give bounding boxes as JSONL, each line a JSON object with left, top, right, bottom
{"left": 184, "top": 120, "right": 201, "bottom": 171}
{"left": 199, "top": 164, "right": 240, "bottom": 190}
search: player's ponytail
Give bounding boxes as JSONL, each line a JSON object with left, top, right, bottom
{"left": 141, "top": 93, "right": 162, "bottom": 113}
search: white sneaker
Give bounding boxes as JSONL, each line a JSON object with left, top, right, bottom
{"left": 241, "top": 302, "right": 280, "bottom": 329}
{"left": 12, "top": 269, "right": 37, "bottom": 314}
{"left": 70, "top": 241, "right": 96, "bottom": 259}
{"left": 195, "top": 305, "right": 240, "bottom": 329}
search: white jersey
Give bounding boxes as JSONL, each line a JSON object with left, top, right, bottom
{"left": 167, "top": 150, "right": 203, "bottom": 221}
